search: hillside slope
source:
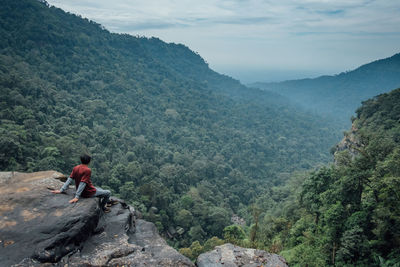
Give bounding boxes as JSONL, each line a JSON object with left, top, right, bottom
{"left": 0, "top": 0, "right": 341, "bottom": 247}
{"left": 251, "top": 53, "right": 400, "bottom": 125}
{"left": 247, "top": 88, "right": 400, "bottom": 266}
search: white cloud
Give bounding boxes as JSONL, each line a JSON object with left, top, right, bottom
{"left": 46, "top": 0, "right": 400, "bottom": 82}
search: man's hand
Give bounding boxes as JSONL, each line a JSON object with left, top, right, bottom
{"left": 51, "top": 190, "right": 61, "bottom": 194}
{"left": 69, "top": 198, "right": 79, "bottom": 203}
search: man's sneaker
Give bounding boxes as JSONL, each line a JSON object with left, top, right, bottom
{"left": 103, "top": 207, "right": 111, "bottom": 213}
{"left": 108, "top": 199, "right": 119, "bottom": 206}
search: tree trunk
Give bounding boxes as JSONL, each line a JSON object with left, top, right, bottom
{"left": 332, "top": 241, "right": 336, "bottom": 265}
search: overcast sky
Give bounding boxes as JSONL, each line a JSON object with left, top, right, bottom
{"left": 47, "top": 0, "right": 400, "bottom": 83}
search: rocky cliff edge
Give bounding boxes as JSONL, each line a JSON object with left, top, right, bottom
{"left": 0, "top": 171, "right": 193, "bottom": 266}
{"left": 0, "top": 171, "right": 288, "bottom": 267}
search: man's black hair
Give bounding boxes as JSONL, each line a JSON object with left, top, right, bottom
{"left": 80, "top": 154, "right": 91, "bottom": 164}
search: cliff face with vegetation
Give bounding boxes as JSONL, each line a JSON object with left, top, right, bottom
{"left": 0, "top": 0, "right": 341, "bottom": 249}
{"left": 247, "top": 88, "right": 400, "bottom": 266}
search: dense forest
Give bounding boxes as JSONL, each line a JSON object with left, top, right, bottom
{"left": 0, "top": 0, "right": 342, "bottom": 252}
{"left": 4, "top": 0, "right": 399, "bottom": 265}
{"left": 251, "top": 54, "right": 400, "bottom": 126}
{"left": 207, "top": 88, "right": 399, "bottom": 266}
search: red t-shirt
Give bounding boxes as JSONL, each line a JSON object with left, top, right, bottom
{"left": 70, "top": 164, "right": 96, "bottom": 197}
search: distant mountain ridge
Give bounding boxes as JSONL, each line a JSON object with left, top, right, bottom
{"left": 250, "top": 53, "right": 400, "bottom": 125}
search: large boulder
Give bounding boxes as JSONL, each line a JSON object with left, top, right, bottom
{"left": 197, "top": 243, "right": 288, "bottom": 267}
{"left": 0, "top": 171, "right": 193, "bottom": 266}
{"left": 0, "top": 171, "right": 99, "bottom": 265}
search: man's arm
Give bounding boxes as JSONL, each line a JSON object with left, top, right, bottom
{"left": 69, "top": 182, "right": 86, "bottom": 203}
{"left": 51, "top": 177, "right": 73, "bottom": 194}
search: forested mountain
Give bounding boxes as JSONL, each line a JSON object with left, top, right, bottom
{"left": 0, "top": 0, "right": 341, "bottom": 250}
{"left": 231, "top": 88, "right": 400, "bottom": 266}
{"left": 251, "top": 54, "right": 400, "bottom": 126}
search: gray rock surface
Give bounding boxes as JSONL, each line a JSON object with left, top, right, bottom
{"left": 0, "top": 171, "right": 193, "bottom": 267}
{"left": 197, "top": 243, "right": 288, "bottom": 267}
{"left": 334, "top": 123, "right": 362, "bottom": 162}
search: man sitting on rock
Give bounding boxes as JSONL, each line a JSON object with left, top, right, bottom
{"left": 52, "top": 154, "right": 111, "bottom": 212}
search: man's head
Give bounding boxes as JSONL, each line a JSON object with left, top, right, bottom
{"left": 80, "top": 154, "right": 91, "bottom": 165}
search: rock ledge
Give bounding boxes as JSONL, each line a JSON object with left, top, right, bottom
{"left": 0, "top": 171, "right": 193, "bottom": 266}
{"left": 197, "top": 243, "right": 288, "bottom": 267}
{"left": 0, "top": 171, "right": 287, "bottom": 266}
